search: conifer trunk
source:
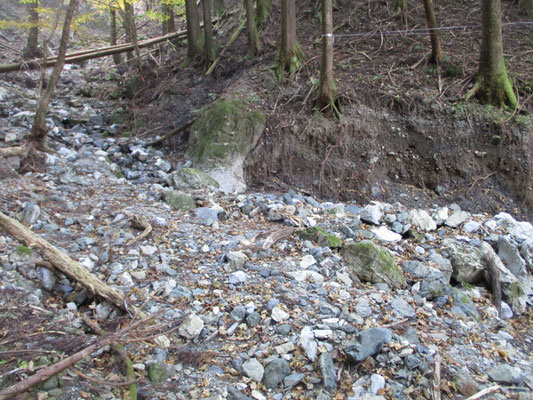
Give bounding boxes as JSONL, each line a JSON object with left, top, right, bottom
{"left": 203, "top": 0, "right": 215, "bottom": 64}
{"left": 422, "top": 0, "right": 442, "bottom": 65}
{"left": 27, "top": 0, "right": 79, "bottom": 151}
{"left": 317, "top": 0, "right": 337, "bottom": 110}
{"left": 110, "top": 8, "right": 122, "bottom": 65}
{"left": 23, "top": 0, "right": 42, "bottom": 59}
{"left": 277, "top": 0, "right": 304, "bottom": 80}
{"left": 245, "top": 0, "right": 261, "bottom": 55}
{"left": 184, "top": 0, "right": 204, "bottom": 66}
{"left": 469, "top": 0, "right": 516, "bottom": 108}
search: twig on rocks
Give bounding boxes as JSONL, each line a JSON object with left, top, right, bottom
{"left": 430, "top": 354, "right": 441, "bottom": 400}
{"left": 147, "top": 118, "right": 196, "bottom": 147}
{"left": 464, "top": 385, "right": 501, "bottom": 400}
{"left": 126, "top": 215, "right": 153, "bottom": 246}
{"left": 70, "top": 367, "right": 143, "bottom": 387}
{"left": 378, "top": 318, "right": 409, "bottom": 329}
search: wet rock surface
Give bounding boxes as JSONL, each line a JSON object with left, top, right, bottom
{"left": 0, "top": 67, "right": 532, "bottom": 400}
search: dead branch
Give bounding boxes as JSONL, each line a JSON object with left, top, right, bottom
{"left": 0, "top": 312, "right": 159, "bottom": 399}
{"left": 70, "top": 367, "right": 142, "bottom": 387}
{"left": 261, "top": 227, "right": 296, "bottom": 249}
{"left": 0, "top": 147, "right": 25, "bottom": 157}
{"left": 147, "top": 118, "right": 196, "bottom": 147}
{"left": 464, "top": 385, "right": 501, "bottom": 400}
{"left": 0, "top": 210, "right": 135, "bottom": 314}
{"left": 126, "top": 215, "right": 153, "bottom": 246}
{"left": 206, "top": 19, "right": 246, "bottom": 76}
{"left": 431, "top": 354, "right": 441, "bottom": 400}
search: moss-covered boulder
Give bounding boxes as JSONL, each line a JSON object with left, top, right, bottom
{"left": 187, "top": 98, "right": 265, "bottom": 192}
{"left": 163, "top": 190, "right": 196, "bottom": 210}
{"left": 298, "top": 226, "right": 342, "bottom": 248}
{"left": 169, "top": 168, "right": 220, "bottom": 190}
{"left": 148, "top": 362, "right": 168, "bottom": 385}
{"left": 342, "top": 241, "right": 406, "bottom": 289}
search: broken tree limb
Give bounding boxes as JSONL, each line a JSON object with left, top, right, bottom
{"left": 0, "top": 30, "right": 187, "bottom": 73}
{"left": 205, "top": 19, "right": 246, "bottom": 75}
{"left": 126, "top": 215, "right": 152, "bottom": 246}
{"left": 0, "top": 210, "right": 134, "bottom": 314}
{"left": 147, "top": 118, "right": 196, "bottom": 147}
{"left": 0, "top": 312, "right": 159, "bottom": 400}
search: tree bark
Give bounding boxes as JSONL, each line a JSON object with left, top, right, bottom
{"left": 27, "top": 0, "right": 79, "bottom": 151}
{"left": 245, "top": 0, "right": 261, "bottom": 56}
{"left": 256, "top": 0, "right": 272, "bottom": 25}
{"left": 110, "top": 7, "right": 123, "bottom": 65}
{"left": 316, "top": 0, "right": 337, "bottom": 111}
{"left": 202, "top": 0, "right": 216, "bottom": 64}
{"left": 184, "top": 0, "right": 204, "bottom": 66}
{"left": 277, "top": 0, "right": 304, "bottom": 81}
{"left": 122, "top": 1, "right": 142, "bottom": 72}
{"left": 422, "top": 0, "right": 442, "bottom": 65}
{"left": 468, "top": 0, "right": 517, "bottom": 108}
{"left": 0, "top": 210, "right": 132, "bottom": 313}
{"left": 23, "top": 0, "right": 42, "bottom": 59}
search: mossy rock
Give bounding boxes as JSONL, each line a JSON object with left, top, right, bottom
{"left": 16, "top": 245, "right": 32, "bottom": 257}
{"left": 342, "top": 240, "right": 407, "bottom": 289}
{"left": 187, "top": 98, "right": 265, "bottom": 192}
{"left": 163, "top": 190, "right": 196, "bottom": 210}
{"left": 148, "top": 362, "right": 168, "bottom": 385}
{"left": 110, "top": 109, "right": 126, "bottom": 125}
{"left": 298, "top": 226, "right": 342, "bottom": 248}
{"left": 169, "top": 168, "right": 220, "bottom": 190}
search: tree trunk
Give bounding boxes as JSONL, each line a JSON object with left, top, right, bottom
{"left": 316, "top": 0, "right": 337, "bottom": 110}
{"left": 110, "top": 8, "right": 123, "bottom": 65}
{"left": 184, "top": 0, "right": 204, "bottom": 66}
{"left": 202, "top": 0, "right": 216, "bottom": 64}
{"left": 245, "top": 0, "right": 261, "bottom": 56}
{"left": 394, "top": 0, "right": 408, "bottom": 24}
{"left": 162, "top": 3, "right": 176, "bottom": 34}
{"left": 23, "top": 0, "right": 42, "bottom": 60}
{"left": 422, "top": 0, "right": 442, "bottom": 65}
{"left": 27, "top": 0, "right": 79, "bottom": 151}
{"left": 256, "top": 0, "right": 272, "bottom": 25}
{"left": 469, "top": 0, "right": 517, "bottom": 108}
{"left": 122, "top": 1, "right": 142, "bottom": 72}
{"left": 213, "top": 0, "right": 225, "bottom": 17}
{"left": 277, "top": 0, "right": 304, "bottom": 81}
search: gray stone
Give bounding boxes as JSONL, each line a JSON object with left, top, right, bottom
{"left": 409, "top": 209, "right": 436, "bottom": 231}
{"left": 169, "top": 168, "right": 220, "bottom": 190}
{"left": 299, "top": 326, "right": 318, "bottom": 362}
{"left": 342, "top": 241, "right": 406, "bottom": 289}
{"left": 227, "top": 386, "right": 254, "bottom": 400}
{"left": 488, "top": 364, "right": 523, "bottom": 385}
{"left": 318, "top": 352, "right": 337, "bottom": 390}
{"left": 246, "top": 312, "right": 261, "bottom": 327}
{"left": 178, "top": 314, "right": 204, "bottom": 339}
{"left": 402, "top": 261, "right": 430, "bottom": 278}
{"left": 242, "top": 357, "right": 264, "bottom": 382}
{"left": 371, "top": 226, "right": 402, "bottom": 243}
{"left": 163, "top": 190, "right": 196, "bottom": 210}
{"left": 360, "top": 204, "right": 383, "bottom": 225}
{"left": 370, "top": 374, "right": 386, "bottom": 395}
{"left": 452, "top": 368, "right": 480, "bottom": 396}
{"left": 37, "top": 267, "right": 57, "bottom": 290}
{"left": 419, "top": 271, "right": 449, "bottom": 299}
{"left": 498, "top": 236, "right": 527, "bottom": 280}
{"left": 262, "top": 358, "right": 291, "bottom": 388}
{"left": 23, "top": 202, "right": 41, "bottom": 225}
{"left": 444, "top": 239, "right": 485, "bottom": 284}
{"left": 229, "top": 270, "right": 248, "bottom": 285}
{"left": 520, "top": 239, "right": 533, "bottom": 274}
{"left": 344, "top": 328, "right": 392, "bottom": 363}
{"left": 283, "top": 372, "right": 305, "bottom": 386}
{"left": 446, "top": 210, "right": 470, "bottom": 228}
{"left": 194, "top": 207, "right": 222, "bottom": 226}
{"left": 390, "top": 298, "right": 416, "bottom": 318}
{"left": 230, "top": 306, "right": 247, "bottom": 322}
{"left": 462, "top": 221, "right": 481, "bottom": 233}
{"left": 450, "top": 288, "right": 479, "bottom": 320}
{"left": 40, "top": 375, "right": 59, "bottom": 391}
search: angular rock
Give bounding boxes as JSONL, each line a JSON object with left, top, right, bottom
{"left": 242, "top": 358, "right": 264, "bottom": 382}
{"left": 271, "top": 305, "right": 290, "bottom": 322}
{"left": 178, "top": 314, "right": 204, "bottom": 339}
{"left": 297, "top": 226, "right": 342, "bottom": 248}
{"left": 498, "top": 236, "right": 527, "bottom": 280}
{"left": 446, "top": 210, "right": 470, "bottom": 228}
{"left": 163, "top": 190, "right": 196, "bottom": 210}
{"left": 283, "top": 372, "right": 305, "bottom": 387}
{"left": 390, "top": 298, "right": 416, "bottom": 318}
{"left": 342, "top": 241, "right": 406, "bottom": 289}
{"left": 262, "top": 358, "right": 291, "bottom": 389}
{"left": 299, "top": 326, "right": 318, "bottom": 362}
{"left": 318, "top": 352, "right": 337, "bottom": 390}
{"left": 444, "top": 239, "right": 485, "bottom": 284}
{"left": 488, "top": 364, "right": 523, "bottom": 385}
{"left": 169, "top": 167, "right": 220, "bottom": 190}
{"left": 360, "top": 204, "right": 383, "bottom": 225}
{"left": 371, "top": 226, "right": 402, "bottom": 243}
{"left": 409, "top": 209, "right": 436, "bottom": 231}
{"left": 343, "top": 328, "right": 392, "bottom": 363}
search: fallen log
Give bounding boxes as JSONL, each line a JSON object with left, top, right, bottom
{"left": 0, "top": 210, "right": 134, "bottom": 313}
{"left": 0, "top": 30, "right": 187, "bottom": 73}
{"left": 147, "top": 118, "right": 196, "bottom": 147}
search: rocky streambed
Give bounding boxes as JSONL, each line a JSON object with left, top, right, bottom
{"left": 0, "top": 67, "right": 532, "bottom": 400}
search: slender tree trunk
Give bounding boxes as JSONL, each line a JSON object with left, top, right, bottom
{"left": 317, "top": 0, "right": 337, "bottom": 110}
{"left": 162, "top": 3, "right": 176, "bottom": 34}
{"left": 184, "top": 0, "right": 204, "bottom": 66}
{"left": 277, "top": 0, "right": 304, "bottom": 81}
{"left": 27, "top": 0, "right": 79, "bottom": 151}
{"left": 256, "top": 0, "right": 272, "bottom": 25}
{"left": 123, "top": 2, "right": 134, "bottom": 60}
{"left": 213, "top": 0, "right": 225, "bottom": 17}
{"left": 110, "top": 8, "right": 122, "bottom": 65}
{"left": 468, "top": 0, "right": 516, "bottom": 108}
{"left": 422, "top": 0, "right": 442, "bottom": 65}
{"left": 168, "top": 6, "right": 176, "bottom": 32}
{"left": 122, "top": 1, "right": 142, "bottom": 73}
{"left": 245, "top": 0, "right": 261, "bottom": 55}
{"left": 23, "top": 0, "right": 42, "bottom": 59}
{"left": 394, "top": 0, "right": 408, "bottom": 24}
{"left": 202, "top": 0, "right": 216, "bottom": 64}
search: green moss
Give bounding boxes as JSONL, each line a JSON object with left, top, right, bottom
{"left": 113, "top": 168, "right": 124, "bottom": 179}
{"left": 164, "top": 190, "right": 196, "bottom": 210}
{"left": 298, "top": 226, "right": 342, "bottom": 248}
{"left": 16, "top": 246, "right": 32, "bottom": 257}
{"left": 509, "top": 282, "right": 525, "bottom": 297}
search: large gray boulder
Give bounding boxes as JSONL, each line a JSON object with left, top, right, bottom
{"left": 443, "top": 239, "right": 486, "bottom": 284}
{"left": 169, "top": 168, "right": 220, "bottom": 190}
{"left": 342, "top": 241, "right": 406, "bottom": 289}
{"left": 187, "top": 98, "right": 265, "bottom": 193}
